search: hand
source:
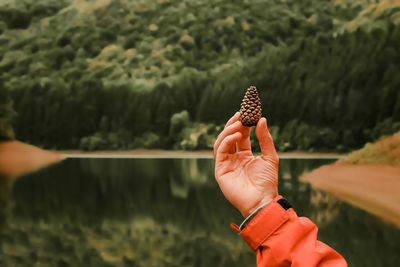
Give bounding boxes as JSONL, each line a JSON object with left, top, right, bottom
{"left": 214, "top": 112, "right": 279, "bottom": 218}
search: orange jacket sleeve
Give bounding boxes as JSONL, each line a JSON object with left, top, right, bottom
{"left": 231, "top": 196, "right": 347, "bottom": 267}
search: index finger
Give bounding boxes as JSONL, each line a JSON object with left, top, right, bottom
{"left": 214, "top": 121, "right": 242, "bottom": 158}
{"left": 216, "top": 132, "right": 242, "bottom": 163}
{"left": 213, "top": 112, "right": 240, "bottom": 157}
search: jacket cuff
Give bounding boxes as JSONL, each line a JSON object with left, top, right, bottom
{"left": 238, "top": 195, "right": 292, "bottom": 251}
{"left": 239, "top": 202, "right": 269, "bottom": 230}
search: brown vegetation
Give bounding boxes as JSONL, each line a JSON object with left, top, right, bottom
{"left": 339, "top": 131, "right": 400, "bottom": 166}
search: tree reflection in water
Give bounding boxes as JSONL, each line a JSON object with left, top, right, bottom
{"left": 0, "top": 158, "right": 398, "bottom": 266}
{"left": 0, "top": 177, "right": 12, "bottom": 232}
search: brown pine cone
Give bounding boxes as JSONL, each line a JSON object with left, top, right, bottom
{"left": 239, "top": 86, "right": 262, "bottom": 127}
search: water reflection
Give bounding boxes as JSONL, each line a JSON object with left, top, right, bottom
{"left": 0, "top": 159, "right": 399, "bottom": 266}
{"left": 309, "top": 189, "right": 340, "bottom": 227}
{"left": 0, "top": 177, "right": 12, "bottom": 232}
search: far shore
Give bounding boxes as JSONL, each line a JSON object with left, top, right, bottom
{"left": 59, "top": 149, "right": 344, "bottom": 159}
{"left": 4, "top": 140, "right": 400, "bottom": 228}
{"left": 0, "top": 140, "right": 343, "bottom": 177}
{"left": 2, "top": 140, "right": 400, "bottom": 229}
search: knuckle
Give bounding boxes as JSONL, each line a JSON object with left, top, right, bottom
{"left": 221, "top": 137, "right": 229, "bottom": 146}
{"left": 261, "top": 153, "right": 279, "bottom": 165}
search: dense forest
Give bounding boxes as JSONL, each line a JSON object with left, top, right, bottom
{"left": 0, "top": 85, "right": 14, "bottom": 141}
{"left": 0, "top": 0, "right": 400, "bottom": 151}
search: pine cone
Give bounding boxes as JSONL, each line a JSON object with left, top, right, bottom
{"left": 239, "top": 86, "right": 262, "bottom": 127}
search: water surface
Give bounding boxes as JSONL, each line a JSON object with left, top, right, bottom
{"left": 0, "top": 159, "right": 399, "bottom": 266}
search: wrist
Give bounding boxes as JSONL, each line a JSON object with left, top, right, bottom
{"left": 241, "top": 194, "right": 276, "bottom": 218}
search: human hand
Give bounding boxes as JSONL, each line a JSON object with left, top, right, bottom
{"left": 214, "top": 112, "right": 279, "bottom": 218}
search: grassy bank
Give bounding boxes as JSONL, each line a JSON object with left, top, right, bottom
{"left": 340, "top": 131, "right": 400, "bottom": 166}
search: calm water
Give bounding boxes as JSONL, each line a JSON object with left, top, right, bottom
{"left": 0, "top": 158, "right": 399, "bottom": 266}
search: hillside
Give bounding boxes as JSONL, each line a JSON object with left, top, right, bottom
{"left": 1, "top": 0, "right": 400, "bottom": 151}
{"left": 340, "top": 130, "right": 400, "bottom": 166}
{"left": 337, "top": 0, "right": 400, "bottom": 33}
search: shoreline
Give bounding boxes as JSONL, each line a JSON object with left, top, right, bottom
{"left": 59, "top": 149, "right": 344, "bottom": 159}
{"left": 2, "top": 140, "right": 399, "bottom": 227}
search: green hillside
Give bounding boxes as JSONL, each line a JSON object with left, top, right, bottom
{"left": 0, "top": 87, "right": 15, "bottom": 141}
{"left": 337, "top": 0, "right": 400, "bottom": 33}
{"left": 1, "top": 0, "right": 400, "bottom": 151}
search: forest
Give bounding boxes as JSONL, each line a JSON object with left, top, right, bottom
{"left": 0, "top": 0, "right": 400, "bottom": 151}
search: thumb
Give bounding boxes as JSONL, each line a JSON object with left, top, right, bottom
{"left": 255, "top": 118, "right": 278, "bottom": 161}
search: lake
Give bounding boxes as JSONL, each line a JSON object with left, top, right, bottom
{"left": 0, "top": 158, "right": 399, "bottom": 266}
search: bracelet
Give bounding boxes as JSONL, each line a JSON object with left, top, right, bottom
{"left": 239, "top": 198, "right": 292, "bottom": 230}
